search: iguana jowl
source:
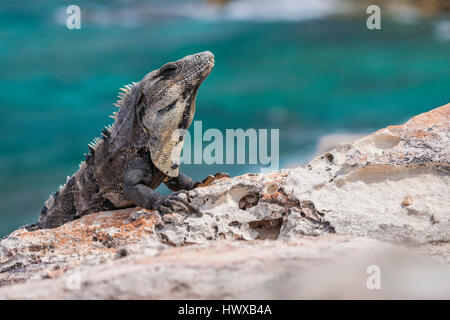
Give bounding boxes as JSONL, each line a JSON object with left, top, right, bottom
{"left": 36, "top": 51, "right": 222, "bottom": 229}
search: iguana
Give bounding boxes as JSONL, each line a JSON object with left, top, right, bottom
{"left": 32, "top": 51, "right": 226, "bottom": 229}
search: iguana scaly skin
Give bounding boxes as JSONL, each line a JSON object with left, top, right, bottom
{"left": 35, "top": 51, "right": 221, "bottom": 229}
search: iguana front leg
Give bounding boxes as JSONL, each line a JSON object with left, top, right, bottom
{"left": 123, "top": 160, "right": 198, "bottom": 215}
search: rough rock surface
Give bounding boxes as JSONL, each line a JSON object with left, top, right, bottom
{"left": 0, "top": 103, "right": 449, "bottom": 299}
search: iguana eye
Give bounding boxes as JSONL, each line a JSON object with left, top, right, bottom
{"left": 160, "top": 64, "right": 177, "bottom": 75}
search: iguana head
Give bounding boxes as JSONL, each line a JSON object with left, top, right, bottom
{"left": 130, "top": 51, "right": 214, "bottom": 177}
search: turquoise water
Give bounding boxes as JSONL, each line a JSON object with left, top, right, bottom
{"left": 0, "top": 2, "right": 449, "bottom": 236}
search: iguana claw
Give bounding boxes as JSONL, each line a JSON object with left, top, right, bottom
{"left": 154, "top": 191, "right": 199, "bottom": 215}
{"left": 195, "top": 172, "right": 230, "bottom": 188}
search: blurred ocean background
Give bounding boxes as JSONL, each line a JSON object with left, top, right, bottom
{"left": 0, "top": 0, "right": 449, "bottom": 236}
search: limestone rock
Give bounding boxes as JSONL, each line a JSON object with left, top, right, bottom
{"left": 0, "top": 103, "right": 448, "bottom": 299}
